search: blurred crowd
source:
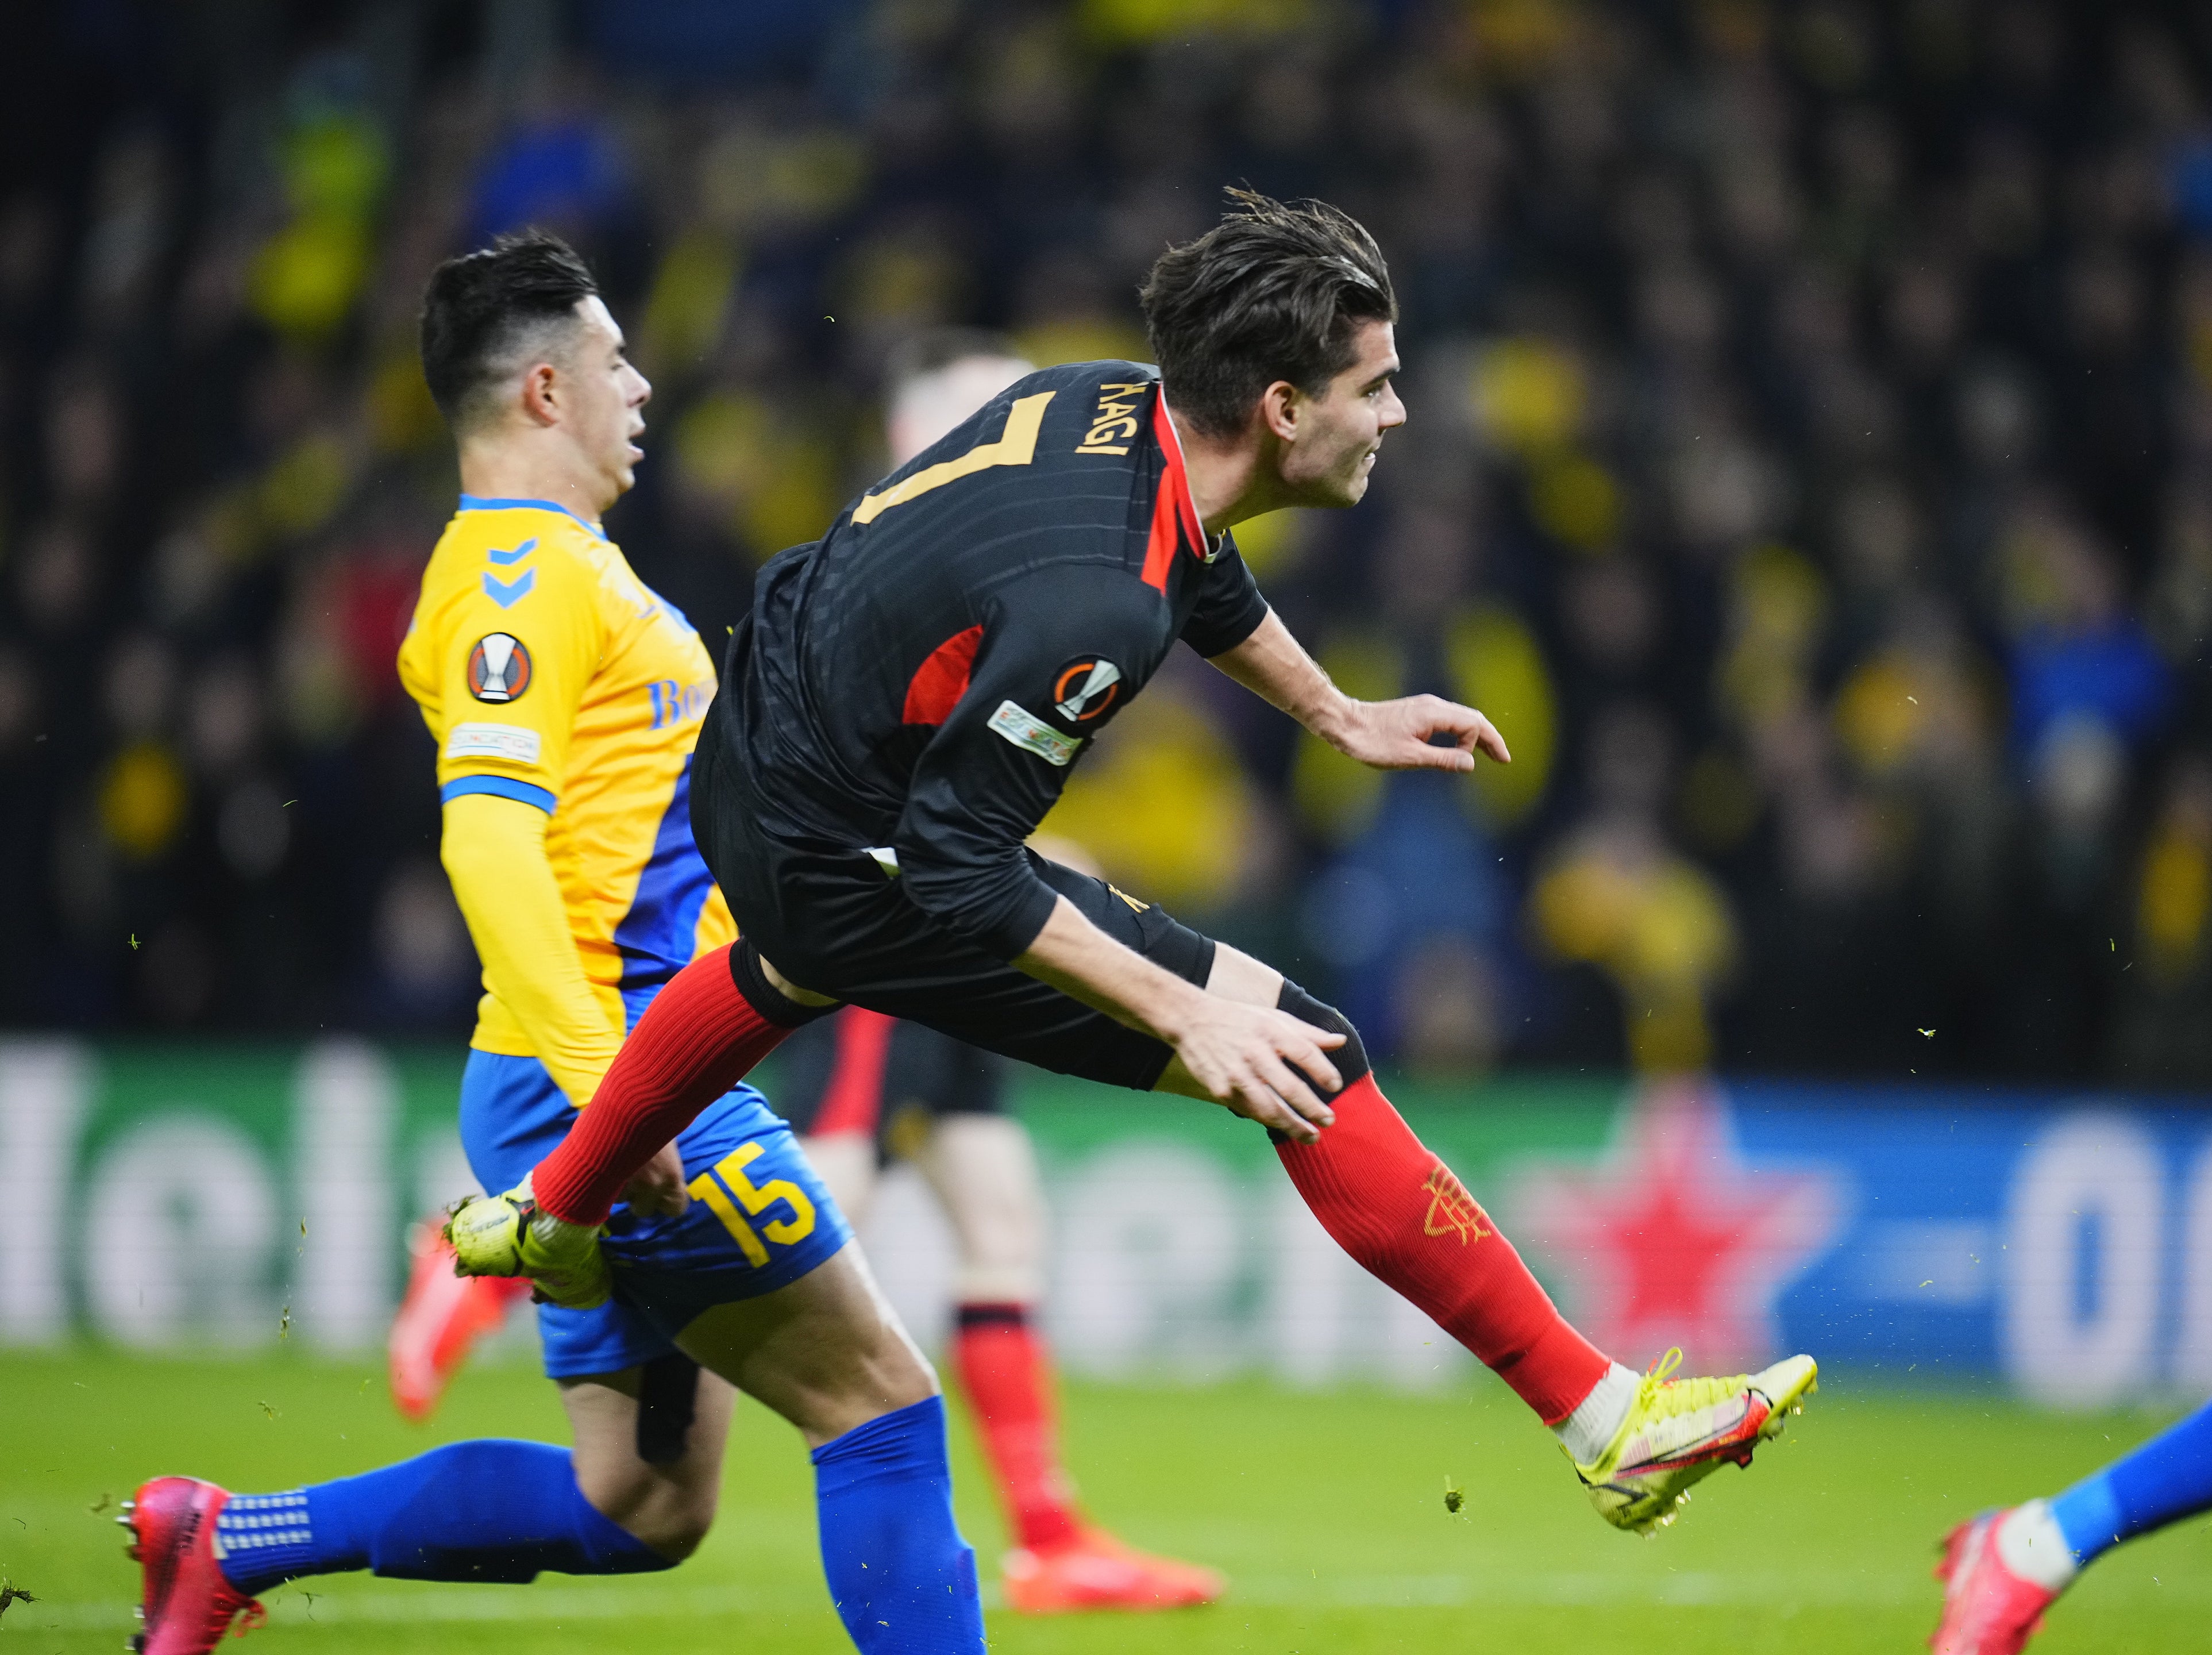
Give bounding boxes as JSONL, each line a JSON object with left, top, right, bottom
{"left": 7, "top": 0, "right": 2212, "bottom": 1088}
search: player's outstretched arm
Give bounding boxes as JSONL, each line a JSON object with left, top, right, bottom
{"left": 1208, "top": 609, "right": 1509, "bottom": 771}
{"left": 1015, "top": 895, "right": 1343, "bottom": 1141}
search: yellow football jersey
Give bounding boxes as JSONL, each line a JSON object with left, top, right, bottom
{"left": 399, "top": 495, "right": 736, "bottom": 1054}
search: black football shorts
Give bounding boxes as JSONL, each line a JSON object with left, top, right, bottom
{"left": 692, "top": 730, "right": 1213, "bottom": 1092}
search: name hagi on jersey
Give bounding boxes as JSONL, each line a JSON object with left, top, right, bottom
{"left": 706, "top": 360, "right": 1270, "bottom": 963}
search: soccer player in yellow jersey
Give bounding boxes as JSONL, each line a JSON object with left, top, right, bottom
{"left": 121, "top": 233, "right": 985, "bottom": 1655}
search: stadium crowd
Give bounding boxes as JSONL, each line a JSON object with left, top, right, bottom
{"left": 6, "top": 0, "right": 2212, "bottom": 1087}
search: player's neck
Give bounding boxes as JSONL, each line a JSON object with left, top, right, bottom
{"left": 458, "top": 437, "right": 615, "bottom": 526}
{"left": 1174, "top": 418, "right": 1288, "bottom": 538}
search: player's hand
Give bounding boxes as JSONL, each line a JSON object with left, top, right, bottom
{"left": 1169, "top": 998, "right": 1346, "bottom": 1144}
{"left": 619, "top": 1141, "right": 689, "bottom": 1218}
{"left": 1331, "top": 694, "right": 1509, "bottom": 772}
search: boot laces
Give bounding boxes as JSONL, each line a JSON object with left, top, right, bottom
{"left": 1636, "top": 1348, "right": 1750, "bottom": 1416}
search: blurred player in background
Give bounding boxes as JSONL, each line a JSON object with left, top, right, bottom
{"left": 1930, "top": 1399, "right": 2212, "bottom": 1653}
{"left": 453, "top": 191, "right": 1819, "bottom": 1543}
{"left": 389, "top": 1214, "right": 532, "bottom": 1416}
{"left": 773, "top": 329, "right": 1222, "bottom": 1614}
{"left": 122, "top": 233, "right": 982, "bottom": 1655}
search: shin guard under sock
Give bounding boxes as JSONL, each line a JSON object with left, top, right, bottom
{"left": 952, "top": 1303, "right": 1083, "bottom": 1550}
{"left": 813, "top": 1396, "right": 985, "bottom": 1654}
{"left": 1274, "top": 1071, "right": 1612, "bottom": 1423}
{"left": 215, "top": 1440, "right": 668, "bottom": 1595}
{"left": 535, "top": 944, "right": 809, "bottom": 1225}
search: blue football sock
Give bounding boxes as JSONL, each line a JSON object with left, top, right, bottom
{"left": 215, "top": 1440, "right": 670, "bottom": 1595}
{"left": 812, "top": 1396, "right": 984, "bottom": 1654}
{"left": 2051, "top": 1398, "right": 2212, "bottom": 1567}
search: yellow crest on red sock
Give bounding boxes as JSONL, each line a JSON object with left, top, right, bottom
{"left": 1422, "top": 1163, "right": 1491, "bottom": 1245}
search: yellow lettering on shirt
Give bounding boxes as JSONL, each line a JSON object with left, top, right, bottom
{"left": 1078, "top": 381, "right": 1149, "bottom": 455}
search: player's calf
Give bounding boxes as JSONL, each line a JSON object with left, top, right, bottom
{"left": 1264, "top": 977, "right": 1819, "bottom": 1533}
{"left": 122, "top": 1447, "right": 677, "bottom": 1654}
{"left": 1265, "top": 986, "right": 1613, "bottom": 1421}
{"left": 681, "top": 1246, "right": 983, "bottom": 1652}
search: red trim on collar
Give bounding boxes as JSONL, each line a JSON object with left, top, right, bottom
{"left": 1140, "top": 389, "right": 1205, "bottom": 592}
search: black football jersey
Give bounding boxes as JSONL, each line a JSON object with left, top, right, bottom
{"left": 708, "top": 360, "right": 1269, "bottom": 961}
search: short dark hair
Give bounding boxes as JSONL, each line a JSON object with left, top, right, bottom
{"left": 419, "top": 230, "right": 599, "bottom": 432}
{"left": 1139, "top": 189, "right": 1397, "bottom": 439}
{"left": 884, "top": 327, "right": 1027, "bottom": 397}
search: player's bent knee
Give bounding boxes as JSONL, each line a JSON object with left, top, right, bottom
{"left": 1275, "top": 980, "right": 1371, "bottom": 1088}
{"left": 569, "top": 1462, "right": 714, "bottom": 1556}
{"left": 630, "top": 1499, "right": 716, "bottom": 1562}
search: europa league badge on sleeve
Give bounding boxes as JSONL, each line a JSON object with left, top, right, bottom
{"left": 467, "top": 634, "right": 533, "bottom": 703}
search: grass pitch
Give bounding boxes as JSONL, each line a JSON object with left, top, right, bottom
{"left": 3, "top": 1349, "right": 2207, "bottom": 1654}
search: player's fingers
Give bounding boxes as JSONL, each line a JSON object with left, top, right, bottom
{"left": 1273, "top": 1017, "right": 1344, "bottom": 1094}
{"left": 1420, "top": 698, "right": 1510, "bottom": 767}
{"left": 1405, "top": 741, "right": 1477, "bottom": 772}
{"left": 1254, "top": 1049, "right": 1336, "bottom": 1126}
{"left": 1214, "top": 1063, "right": 1278, "bottom": 1123}
{"left": 1236, "top": 1073, "right": 1321, "bottom": 1143}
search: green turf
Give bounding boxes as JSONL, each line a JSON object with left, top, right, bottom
{"left": 3, "top": 1349, "right": 2208, "bottom": 1653}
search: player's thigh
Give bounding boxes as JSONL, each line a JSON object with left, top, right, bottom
{"left": 1200, "top": 943, "right": 1284, "bottom": 1007}
{"left": 843, "top": 853, "right": 1215, "bottom": 1091}
{"left": 916, "top": 1114, "right": 1046, "bottom": 1275}
{"left": 559, "top": 1361, "right": 737, "bottom": 1556}
{"left": 1153, "top": 943, "right": 1288, "bottom": 1100}
{"left": 605, "top": 1087, "right": 855, "bottom": 1331}
{"left": 675, "top": 1239, "right": 935, "bottom": 1449}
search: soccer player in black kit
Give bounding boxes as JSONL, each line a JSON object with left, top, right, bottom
{"left": 457, "top": 192, "right": 1820, "bottom": 1547}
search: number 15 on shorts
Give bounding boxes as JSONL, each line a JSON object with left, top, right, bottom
{"left": 688, "top": 1142, "right": 818, "bottom": 1267}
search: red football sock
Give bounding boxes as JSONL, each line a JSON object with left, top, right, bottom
{"left": 1274, "top": 1073, "right": 1612, "bottom": 1423}
{"left": 952, "top": 1304, "right": 1083, "bottom": 1550}
{"left": 533, "top": 946, "right": 797, "bottom": 1226}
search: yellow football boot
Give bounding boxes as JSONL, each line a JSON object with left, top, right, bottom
{"left": 1571, "top": 1348, "right": 1818, "bottom": 1534}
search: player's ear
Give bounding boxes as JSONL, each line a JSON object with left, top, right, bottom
{"left": 519, "top": 360, "right": 561, "bottom": 427}
{"left": 1259, "top": 380, "right": 1301, "bottom": 445}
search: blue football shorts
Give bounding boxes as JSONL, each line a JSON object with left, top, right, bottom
{"left": 457, "top": 1049, "right": 854, "bottom": 1379}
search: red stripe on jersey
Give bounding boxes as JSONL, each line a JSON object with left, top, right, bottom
{"left": 1140, "top": 390, "right": 1205, "bottom": 592}
{"left": 902, "top": 623, "right": 984, "bottom": 724}
{"left": 813, "top": 1007, "right": 897, "bottom": 1137}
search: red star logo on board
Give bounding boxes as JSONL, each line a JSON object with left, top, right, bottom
{"left": 1509, "top": 1078, "right": 1847, "bottom": 1373}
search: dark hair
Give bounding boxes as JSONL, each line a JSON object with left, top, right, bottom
{"left": 1139, "top": 188, "right": 1397, "bottom": 439}
{"left": 884, "top": 327, "right": 1027, "bottom": 397}
{"left": 418, "top": 230, "right": 600, "bottom": 430}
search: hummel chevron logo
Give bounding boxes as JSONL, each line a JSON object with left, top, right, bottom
{"left": 483, "top": 569, "right": 535, "bottom": 607}
{"left": 487, "top": 538, "right": 538, "bottom": 566}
